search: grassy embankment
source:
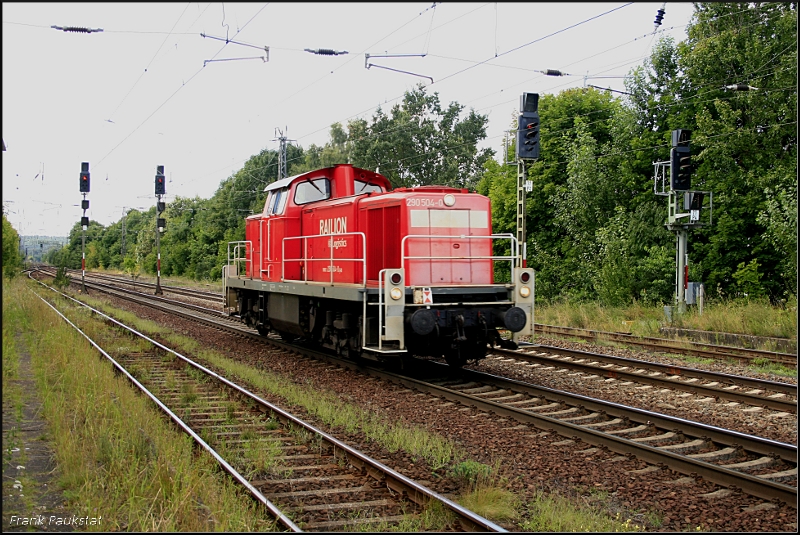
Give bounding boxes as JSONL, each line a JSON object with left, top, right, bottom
{"left": 537, "top": 298, "right": 797, "bottom": 378}
{"left": 536, "top": 298, "right": 797, "bottom": 340}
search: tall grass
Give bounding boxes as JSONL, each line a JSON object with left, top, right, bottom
{"left": 536, "top": 296, "right": 797, "bottom": 340}
{"left": 3, "top": 278, "right": 277, "bottom": 531}
{"left": 519, "top": 490, "right": 641, "bottom": 532}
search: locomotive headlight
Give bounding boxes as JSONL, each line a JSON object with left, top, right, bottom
{"left": 390, "top": 287, "right": 403, "bottom": 300}
{"left": 443, "top": 194, "right": 456, "bottom": 206}
{"left": 519, "top": 286, "right": 531, "bottom": 298}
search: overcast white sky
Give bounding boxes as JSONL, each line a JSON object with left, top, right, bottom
{"left": 2, "top": 2, "right": 696, "bottom": 237}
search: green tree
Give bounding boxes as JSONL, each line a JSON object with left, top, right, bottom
{"left": 2, "top": 214, "right": 23, "bottom": 278}
{"left": 348, "top": 84, "right": 493, "bottom": 189}
{"left": 678, "top": 2, "right": 797, "bottom": 300}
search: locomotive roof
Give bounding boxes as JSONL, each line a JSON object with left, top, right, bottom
{"left": 263, "top": 165, "right": 390, "bottom": 192}
{"left": 263, "top": 175, "right": 297, "bottom": 192}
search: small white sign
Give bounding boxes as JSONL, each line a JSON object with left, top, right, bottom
{"left": 690, "top": 209, "right": 699, "bottom": 221}
{"left": 524, "top": 180, "right": 533, "bottom": 192}
{"left": 422, "top": 287, "right": 433, "bottom": 304}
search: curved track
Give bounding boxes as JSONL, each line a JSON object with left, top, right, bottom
{"left": 29, "top": 272, "right": 505, "bottom": 532}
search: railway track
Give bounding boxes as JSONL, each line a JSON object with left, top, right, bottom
{"left": 57, "top": 268, "right": 798, "bottom": 367}
{"left": 45, "top": 268, "right": 797, "bottom": 415}
{"left": 62, "top": 268, "right": 797, "bottom": 368}
{"left": 493, "top": 345, "right": 797, "bottom": 413}
{"left": 29, "top": 275, "right": 505, "bottom": 532}
{"left": 535, "top": 324, "right": 797, "bottom": 367}
{"left": 61, "top": 268, "right": 223, "bottom": 301}
{"left": 381, "top": 360, "right": 797, "bottom": 508}
{"left": 33, "top": 268, "right": 797, "bottom": 509}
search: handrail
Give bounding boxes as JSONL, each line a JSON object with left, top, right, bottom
{"left": 260, "top": 218, "right": 274, "bottom": 274}
{"left": 281, "top": 232, "right": 367, "bottom": 286}
{"left": 400, "top": 233, "right": 518, "bottom": 285}
{"left": 378, "top": 269, "right": 387, "bottom": 350}
{"left": 227, "top": 241, "right": 252, "bottom": 278}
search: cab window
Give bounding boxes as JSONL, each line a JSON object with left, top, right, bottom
{"left": 294, "top": 178, "right": 330, "bottom": 205}
{"left": 265, "top": 187, "right": 288, "bottom": 215}
{"left": 355, "top": 179, "right": 383, "bottom": 195}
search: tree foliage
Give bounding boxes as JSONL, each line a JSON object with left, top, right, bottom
{"left": 346, "top": 84, "right": 494, "bottom": 189}
{"left": 2, "top": 213, "right": 23, "bottom": 278}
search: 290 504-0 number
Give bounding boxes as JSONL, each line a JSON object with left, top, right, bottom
{"left": 405, "top": 198, "right": 443, "bottom": 207}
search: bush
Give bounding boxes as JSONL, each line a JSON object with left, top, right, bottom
{"left": 52, "top": 265, "right": 71, "bottom": 289}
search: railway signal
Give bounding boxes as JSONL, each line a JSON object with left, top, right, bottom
{"left": 516, "top": 92, "right": 540, "bottom": 160}
{"left": 670, "top": 129, "right": 691, "bottom": 191}
{"left": 514, "top": 92, "right": 540, "bottom": 279}
{"left": 80, "top": 162, "right": 90, "bottom": 192}
{"left": 154, "top": 165, "right": 165, "bottom": 295}
{"left": 79, "top": 162, "right": 91, "bottom": 293}
{"left": 155, "top": 165, "right": 166, "bottom": 195}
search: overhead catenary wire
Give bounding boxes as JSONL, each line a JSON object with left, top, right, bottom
{"left": 360, "top": 5, "right": 637, "bottom": 115}
{"left": 210, "top": 43, "right": 792, "bottom": 187}
{"left": 93, "top": 3, "right": 270, "bottom": 170}
{"left": 105, "top": 2, "right": 193, "bottom": 124}
{"left": 294, "top": 2, "right": 639, "bottom": 147}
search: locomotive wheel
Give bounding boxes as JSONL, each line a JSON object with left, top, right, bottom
{"left": 446, "top": 340, "right": 486, "bottom": 368}
{"left": 277, "top": 331, "right": 297, "bottom": 342}
{"left": 444, "top": 352, "right": 467, "bottom": 368}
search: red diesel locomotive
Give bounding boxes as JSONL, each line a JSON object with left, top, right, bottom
{"left": 222, "top": 164, "right": 534, "bottom": 367}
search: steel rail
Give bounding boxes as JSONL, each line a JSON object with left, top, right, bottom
{"left": 371, "top": 362, "right": 798, "bottom": 508}
{"left": 34, "top": 270, "right": 797, "bottom": 507}
{"left": 29, "top": 283, "right": 301, "bottom": 532}
{"left": 494, "top": 346, "right": 797, "bottom": 412}
{"left": 536, "top": 324, "right": 797, "bottom": 366}
{"left": 59, "top": 267, "right": 222, "bottom": 300}
{"left": 29, "top": 273, "right": 507, "bottom": 532}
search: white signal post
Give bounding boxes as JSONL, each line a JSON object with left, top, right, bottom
{"left": 79, "top": 162, "right": 90, "bottom": 294}
{"left": 81, "top": 200, "right": 87, "bottom": 293}
{"left": 514, "top": 92, "right": 540, "bottom": 342}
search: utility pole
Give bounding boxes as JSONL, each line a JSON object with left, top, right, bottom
{"left": 273, "top": 127, "right": 295, "bottom": 180}
{"left": 120, "top": 208, "right": 127, "bottom": 257}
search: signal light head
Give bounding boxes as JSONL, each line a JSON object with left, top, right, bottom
{"left": 155, "top": 165, "right": 166, "bottom": 195}
{"left": 390, "top": 287, "right": 403, "bottom": 300}
{"left": 390, "top": 272, "right": 402, "bottom": 285}
{"left": 520, "top": 271, "right": 531, "bottom": 283}
{"left": 517, "top": 111, "right": 541, "bottom": 159}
